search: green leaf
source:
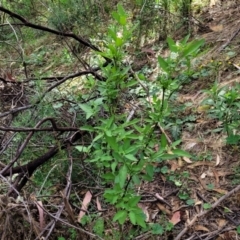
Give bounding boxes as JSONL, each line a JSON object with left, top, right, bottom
{"left": 115, "top": 37, "right": 123, "bottom": 47}
{"left": 180, "top": 34, "right": 190, "bottom": 45}
{"left": 186, "top": 199, "right": 195, "bottom": 206}
{"left": 158, "top": 56, "right": 169, "bottom": 73}
{"left": 161, "top": 166, "right": 169, "bottom": 174}
{"left": 172, "top": 149, "right": 191, "bottom": 157}
{"left": 75, "top": 146, "right": 89, "bottom": 153}
{"left": 151, "top": 223, "right": 164, "bottom": 235}
{"left": 119, "top": 16, "right": 127, "bottom": 26}
{"left": 128, "top": 196, "right": 141, "bottom": 208}
{"left": 106, "top": 136, "right": 118, "bottom": 151}
{"left": 117, "top": 4, "right": 127, "bottom": 17}
{"left": 207, "top": 183, "right": 214, "bottom": 190}
{"left": 93, "top": 217, "right": 104, "bottom": 237}
{"left": 118, "top": 165, "right": 128, "bottom": 188}
{"left": 112, "top": 12, "right": 120, "bottom": 23}
{"left": 102, "top": 173, "right": 115, "bottom": 181}
{"left": 161, "top": 133, "right": 168, "bottom": 148}
{"left": 111, "top": 162, "right": 118, "bottom": 173}
{"left": 171, "top": 139, "right": 182, "bottom": 147}
{"left": 125, "top": 80, "right": 138, "bottom": 88}
{"left": 93, "top": 133, "right": 104, "bottom": 142}
{"left": 178, "top": 192, "right": 189, "bottom": 200}
{"left": 100, "top": 155, "right": 112, "bottom": 161}
{"left": 135, "top": 213, "right": 146, "bottom": 228}
{"left": 226, "top": 134, "right": 240, "bottom": 145}
{"left": 129, "top": 211, "right": 136, "bottom": 225}
{"left": 237, "top": 225, "right": 240, "bottom": 234}
{"left": 203, "top": 203, "right": 211, "bottom": 210}
{"left": 166, "top": 222, "right": 174, "bottom": 231}
{"left": 167, "top": 37, "right": 178, "bottom": 52}
{"left": 80, "top": 125, "right": 94, "bottom": 131}
{"left": 160, "top": 154, "right": 176, "bottom": 160}
{"left": 146, "top": 164, "right": 154, "bottom": 180}
{"left": 113, "top": 210, "right": 128, "bottom": 224}
{"left": 132, "top": 175, "right": 140, "bottom": 185}
{"left": 182, "top": 39, "right": 204, "bottom": 57}
{"left": 78, "top": 103, "right": 94, "bottom": 119}
{"left": 125, "top": 154, "right": 137, "bottom": 161}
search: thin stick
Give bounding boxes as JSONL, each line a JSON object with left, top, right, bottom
{"left": 175, "top": 184, "right": 240, "bottom": 240}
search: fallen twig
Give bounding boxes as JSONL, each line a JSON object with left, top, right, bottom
{"left": 175, "top": 184, "right": 240, "bottom": 240}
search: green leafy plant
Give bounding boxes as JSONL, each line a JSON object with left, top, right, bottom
{"left": 75, "top": 4, "right": 204, "bottom": 236}
{"left": 202, "top": 82, "right": 240, "bottom": 145}
{"left": 203, "top": 203, "right": 212, "bottom": 210}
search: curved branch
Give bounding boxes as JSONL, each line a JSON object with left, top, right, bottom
{"left": 0, "top": 6, "right": 100, "bottom": 52}
{"left": 2, "top": 131, "right": 86, "bottom": 194}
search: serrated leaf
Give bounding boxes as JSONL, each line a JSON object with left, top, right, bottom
{"left": 113, "top": 210, "right": 128, "bottom": 224}
{"left": 129, "top": 211, "right": 136, "bottom": 225}
{"left": 118, "top": 165, "right": 128, "bottom": 188}
{"left": 136, "top": 214, "right": 146, "bottom": 228}
{"left": 128, "top": 196, "right": 141, "bottom": 208}
{"left": 152, "top": 223, "right": 164, "bottom": 235}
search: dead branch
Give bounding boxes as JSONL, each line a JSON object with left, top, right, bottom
{"left": 175, "top": 184, "right": 240, "bottom": 240}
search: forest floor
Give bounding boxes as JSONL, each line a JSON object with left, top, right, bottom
{"left": 142, "top": 2, "right": 240, "bottom": 240}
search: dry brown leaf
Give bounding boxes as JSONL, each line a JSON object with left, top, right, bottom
{"left": 217, "top": 218, "right": 227, "bottom": 228}
{"left": 178, "top": 158, "right": 184, "bottom": 168}
{"left": 78, "top": 190, "right": 92, "bottom": 222}
{"left": 206, "top": 170, "right": 233, "bottom": 177}
{"left": 209, "top": 24, "right": 223, "bottom": 32}
{"left": 138, "top": 203, "right": 149, "bottom": 222}
{"left": 198, "top": 177, "right": 207, "bottom": 190}
{"left": 36, "top": 201, "right": 45, "bottom": 232}
{"left": 194, "top": 225, "right": 210, "bottom": 232}
{"left": 161, "top": 174, "right": 166, "bottom": 182}
{"left": 185, "top": 142, "right": 197, "bottom": 150}
{"left": 169, "top": 160, "right": 179, "bottom": 171}
{"left": 212, "top": 188, "right": 228, "bottom": 194}
{"left": 201, "top": 172, "right": 207, "bottom": 179}
{"left": 151, "top": 210, "right": 159, "bottom": 220}
{"left": 215, "top": 154, "right": 220, "bottom": 166}
{"left": 194, "top": 201, "right": 203, "bottom": 206}
{"left": 188, "top": 161, "right": 215, "bottom": 169}
{"left": 156, "top": 203, "right": 171, "bottom": 215}
{"left": 169, "top": 211, "right": 181, "bottom": 225}
{"left": 212, "top": 169, "right": 220, "bottom": 187}
{"left": 155, "top": 193, "right": 164, "bottom": 201}
{"left": 182, "top": 157, "right": 192, "bottom": 163}
{"left": 96, "top": 197, "right": 102, "bottom": 211}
